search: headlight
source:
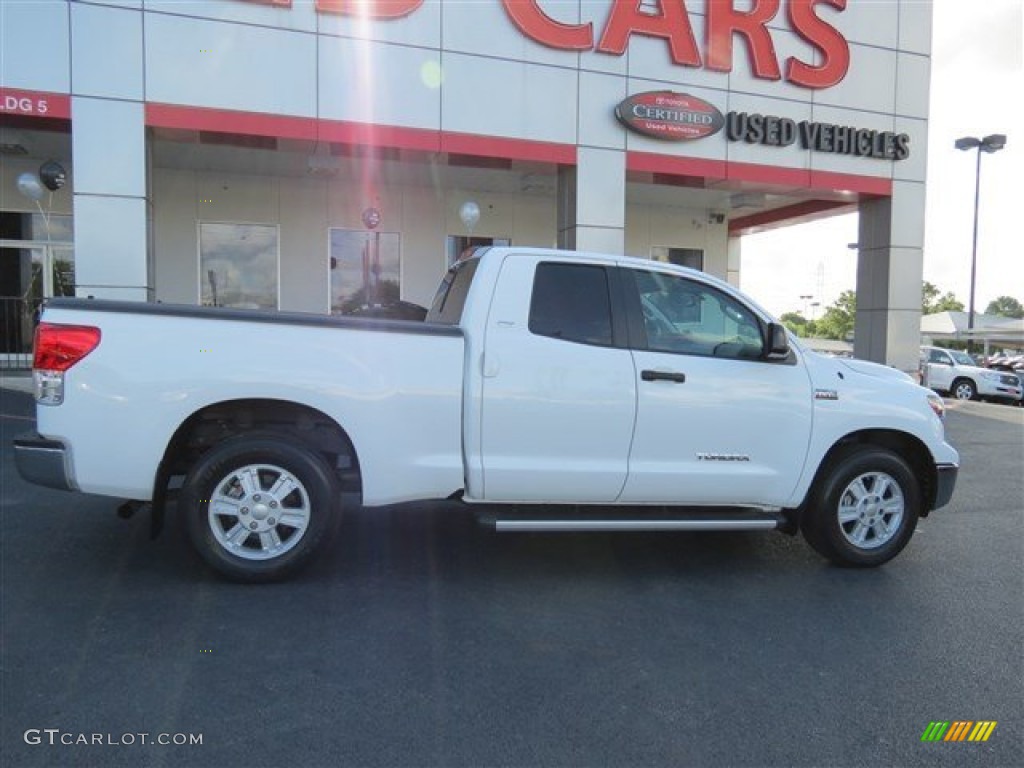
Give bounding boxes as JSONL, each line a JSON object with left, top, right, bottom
{"left": 926, "top": 393, "right": 945, "bottom": 420}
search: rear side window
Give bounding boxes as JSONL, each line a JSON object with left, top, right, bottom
{"left": 427, "top": 258, "right": 480, "bottom": 325}
{"left": 528, "top": 262, "right": 613, "bottom": 347}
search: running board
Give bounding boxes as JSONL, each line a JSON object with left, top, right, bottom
{"left": 479, "top": 507, "right": 787, "bottom": 533}
{"left": 493, "top": 519, "right": 780, "bottom": 532}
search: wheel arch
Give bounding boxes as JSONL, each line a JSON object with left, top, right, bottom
{"left": 950, "top": 376, "right": 977, "bottom": 398}
{"left": 156, "top": 398, "right": 362, "bottom": 501}
{"left": 802, "top": 429, "right": 938, "bottom": 518}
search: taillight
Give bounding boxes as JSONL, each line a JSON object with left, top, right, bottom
{"left": 33, "top": 322, "right": 101, "bottom": 372}
{"left": 32, "top": 323, "right": 101, "bottom": 406}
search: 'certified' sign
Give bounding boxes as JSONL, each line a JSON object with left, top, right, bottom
{"left": 615, "top": 91, "right": 724, "bottom": 141}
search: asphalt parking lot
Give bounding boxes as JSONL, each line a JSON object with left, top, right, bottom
{"left": 1, "top": 386, "right": 1021, "bottom": 768}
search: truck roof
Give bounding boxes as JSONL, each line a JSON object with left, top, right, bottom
{"left": 472, "top": 246, "right": 775, "bottom": 322}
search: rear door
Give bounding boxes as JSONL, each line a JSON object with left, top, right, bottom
{"left": 478, "top": 256, "right": 636, "bottom": 502}
{"left": 620, "top": 266, "right": 814, "bottom": 507}
{"left": 924, "top": 348, "right": 955, "bottom": 391}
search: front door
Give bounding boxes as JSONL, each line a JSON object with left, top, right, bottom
{"left": 620, "top": 267, "right": 814, "bottom": 507}
{"left": 924, "top": 348, "right": 955, "bottom": 391}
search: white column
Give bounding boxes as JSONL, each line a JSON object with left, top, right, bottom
{"left": 854, "top": 180, "right": 927, "bottom": 374}
{"left": 726, "top": 236, "right": 742, "bottom": 288}
{"left": 70, "top": 2, "right": 150, "bottom": 301}
{"left": 558, "top": 148, "right": 626, "bottom": 254}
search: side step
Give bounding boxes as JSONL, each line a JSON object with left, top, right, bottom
{"left": 479, "top": 506, "right": 789, "bottom": 533}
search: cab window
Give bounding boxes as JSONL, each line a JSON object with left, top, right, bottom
{"left": 529, "top": 262, "right": 613, "bottom": 347}
{"left": 427, "top": 257, "right": 480, "bottom": 325}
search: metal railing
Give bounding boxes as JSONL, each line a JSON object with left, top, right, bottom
{"left": 0, "top": 296, "right": 43, "bottom": 370}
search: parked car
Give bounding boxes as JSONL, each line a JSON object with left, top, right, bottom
{"left": 920, "top": 345, "right": 1023, "bottom": 404}
{"left": 16, "top": 248, "right": 959, "bottom": 581}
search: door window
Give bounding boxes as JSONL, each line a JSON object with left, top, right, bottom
{"left": 528, "top": 262, "right": 613, "bottom": 347}
{"left": 631, "top": 269, "right": 763, "bottom": 360}
{"left": 329, "top": 228, "right": 401, "bottom": 314}
{"left": 928, "top": 349, "right": 951, "bottom": 365}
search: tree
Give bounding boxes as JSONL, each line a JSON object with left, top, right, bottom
{"left": 921, "top": 281, "right": 964, "bottom": 314}
{"left": 779, "top": 312, "right": 817, "bottom": 337}
{"left": 984, "top": 296, "right": 1024, "bottom": 318}
{"left": 815, "top": 290, "right": 857, "bottom": 340}
{"left": 800, "top": 282, "right": 969, "bottom": 342}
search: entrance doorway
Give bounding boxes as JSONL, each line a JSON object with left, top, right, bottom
{"left": 0, "top": 212, "right": 74, "bottom": 369}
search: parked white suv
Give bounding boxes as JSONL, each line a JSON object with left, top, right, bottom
{"left": 920, "top": 345, "right": 1023, "bottom": 403}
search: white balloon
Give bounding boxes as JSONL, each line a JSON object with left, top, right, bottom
{"left": 459, "top": 201, "right": 481, "bottom": 232}
{"left": 17, "top": 172, "right": 45, "bottom": 201}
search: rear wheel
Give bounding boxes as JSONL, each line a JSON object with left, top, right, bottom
{"left": 802, "top": 446, "right": 920, "bottom": 567}
{"left": 181, "top": 433, "right": 339, "bottom": 582}
{"left": 951, "top": 378, "right": 976, "bottom": 400}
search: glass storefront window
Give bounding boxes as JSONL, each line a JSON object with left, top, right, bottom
{"left": 652, "top": 246, "right": 704, "bottom": 271}
{"left": 330, "top": 228, "right": 401, "bottom": 314}
{"left": 52, "top": 248, "right": 75, "bottom": 297}
{"left": 29, "top": 213, "right": 73, "bottom": 243}
{"left": 30, "top": 214, "right": 75, "bottom": 297}
{"left": 199, "top": 222, "right": 279, "bottom": 309}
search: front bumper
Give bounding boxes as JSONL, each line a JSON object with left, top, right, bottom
{"left": 13, "top": 432, "right": 76, "bottom": 492}
{"left": 933, "top": 463, "right": 958, "bottom": 511}
{"left": 978, "top": 377, "right": 1023, "bottom": 400}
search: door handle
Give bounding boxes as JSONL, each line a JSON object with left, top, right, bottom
{"left": 641, "top": 370, "right": 686, "bottom": 383}
{"left": 483, "top": 351, "right": 500, "bottom": 378}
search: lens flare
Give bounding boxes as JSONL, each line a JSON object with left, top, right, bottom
{"left": 420, "top": 59, "right": 443, "bottom": 89}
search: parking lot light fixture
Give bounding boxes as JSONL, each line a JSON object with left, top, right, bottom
{"left": 955, "top": 133, "right": 1007, "bottom": 354}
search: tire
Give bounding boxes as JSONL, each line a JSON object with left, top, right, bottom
{"left": 180, "top": 433, "right": 339, "bottom": 582}
{"left": 951, "top": 378, "right": 976, "bottom": 400}
{"left": 802, "top": 446, "right": 921, "bottom": 568}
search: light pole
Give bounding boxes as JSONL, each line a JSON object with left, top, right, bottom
{"left": 955, "top": 133, "right": 1006, "bottom": 354}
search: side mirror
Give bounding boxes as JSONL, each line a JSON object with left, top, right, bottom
{"left": 765, "top": 322, "right": 790, "bottom": 360}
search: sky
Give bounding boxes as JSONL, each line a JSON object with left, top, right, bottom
{"left": 739, "top": 0, "right": 1024, "bottom": 320}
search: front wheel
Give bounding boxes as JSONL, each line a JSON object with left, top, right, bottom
{"left": 951, "top": 378, "right": 976, "bottom": 400}
{"left": 180, "top": 433, "right": 340, "bottom": 582}
{"left": 802, "top": 447, "right": 920, "bottom": 567}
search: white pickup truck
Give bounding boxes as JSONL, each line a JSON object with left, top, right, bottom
{"left": 15, "top": 247, "right": 958, "bottom": 581}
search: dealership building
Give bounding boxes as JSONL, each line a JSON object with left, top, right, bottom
{"left": 1, "top": 0, "right": 931, "bottom": 370}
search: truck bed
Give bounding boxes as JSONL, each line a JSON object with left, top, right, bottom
{"left": 34, "top": 298, "right": 467, "bottom": 505}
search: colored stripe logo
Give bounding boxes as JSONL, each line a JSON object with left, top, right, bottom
{"left": 921, "top": 721, "right": 997, "bottom": 742}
